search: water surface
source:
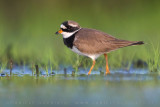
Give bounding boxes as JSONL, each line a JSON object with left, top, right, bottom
{"left": 0, "top": 69, "right": 160, "bottom": 107}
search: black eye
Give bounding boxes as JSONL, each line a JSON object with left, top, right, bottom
{"left": 67, "top": 26, "right": 72, "bottom": 29}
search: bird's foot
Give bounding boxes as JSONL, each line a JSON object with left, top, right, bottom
{"left": 105, "top": 71, "right": 110, "bottom": 75}
{"left": 87, "top": 71, "right": 91, "bottom": 75}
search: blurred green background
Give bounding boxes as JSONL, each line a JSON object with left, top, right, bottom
{"left": 0, "top": 0, "right": 160, "bottom": 70}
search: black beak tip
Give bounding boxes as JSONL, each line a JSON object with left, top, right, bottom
{"left": 55, "top": 31, "right": 59, "bottom": 35}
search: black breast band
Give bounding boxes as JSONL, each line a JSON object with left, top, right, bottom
{"left": 63, "top": 32, "right": 78, "bottom": 49}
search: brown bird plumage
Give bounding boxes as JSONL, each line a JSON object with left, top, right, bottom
{"left": 74, "top": 28, "right": 143, "bottom": 54}
{"left": 55, "top": 20, "right": 144, "bottom": 75}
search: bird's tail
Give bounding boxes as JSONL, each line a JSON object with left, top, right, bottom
{"left": 112, "top": 40, "right": 144, "bottom": 49}
{"left": 104, "top": 40, "right": 144, "bottom": 53}
{"left": 128, "top": 41, "right": 144, "bottom": 46}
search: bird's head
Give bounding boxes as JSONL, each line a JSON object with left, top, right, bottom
{"left": 55, "top": 20, "right": 81, "bottom": 38}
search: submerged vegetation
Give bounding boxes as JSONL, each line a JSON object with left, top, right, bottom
{"left": 0, "top": 0, "right": 160, "bottom": 73}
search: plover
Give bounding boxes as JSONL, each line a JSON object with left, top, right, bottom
{"left": 55, "top": 20, "right": 144, "bottom": 75}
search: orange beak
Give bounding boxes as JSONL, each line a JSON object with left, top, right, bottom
{"left": 55, "top": 29, "right": 63, "bottom": 34}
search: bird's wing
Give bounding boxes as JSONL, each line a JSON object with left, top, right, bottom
{"left": 73, "top": 28, "right": 116, "bottom": 54}
{"left": 74, "top": 28, "right": 137, "bottom": 54}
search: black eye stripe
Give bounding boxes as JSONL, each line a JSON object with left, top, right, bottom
{"left": 66, "top": 25, "right": 72, "bottom": 29}
{"left": 61, "top": 27, "right": 79, "bottom": 32}
{"left": 61, "top": 28, "right": 69, "bottom": 32}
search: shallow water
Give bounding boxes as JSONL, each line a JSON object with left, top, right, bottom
{"left": 0, "top": 65, "right": 149, "bottom": 76}
{"left": 0, "top": 68, "right": 160, "bottom": 107}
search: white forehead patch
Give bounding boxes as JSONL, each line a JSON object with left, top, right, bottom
{"left": 68, "top": 23, "right": 78, "bottom": 27}
{"left": 60, "top": 24, "right": 67, "bottom": 29}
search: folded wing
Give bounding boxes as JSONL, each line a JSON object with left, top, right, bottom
{"left": 74, "top": 28, "right": 143, "bottom": 54}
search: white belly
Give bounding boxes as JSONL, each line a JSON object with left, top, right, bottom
{"left": 71, "top": 46, "right": 101, "bottom": 60}
{"left": 71, "top": 46, "right": 86, "bottom": 56}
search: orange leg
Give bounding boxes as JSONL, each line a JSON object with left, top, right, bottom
{"left": 88, "top": 60, "right": 96, "bottom": 75}
{"left": 104, "top": 54, "right": 110, "bottom": 74}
